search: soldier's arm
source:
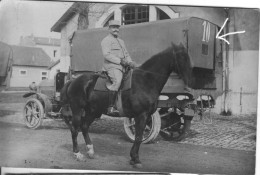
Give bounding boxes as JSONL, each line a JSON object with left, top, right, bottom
{"left": 121, "top": 40, "right": 132, "bottom": 62}
{"left": 101, "top": 38, "right": 121, "bottom": 64}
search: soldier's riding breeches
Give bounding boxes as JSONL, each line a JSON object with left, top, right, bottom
{"left": 107, "top": 69, "right": 123, "bottom": 91}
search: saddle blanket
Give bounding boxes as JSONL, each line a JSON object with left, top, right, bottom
{"left": 94, "top": 70, "right": 132, "bottom": 91}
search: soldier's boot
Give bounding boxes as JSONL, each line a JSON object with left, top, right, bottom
{"left": 107, "top": 91, "right": 119, "bottom": 117}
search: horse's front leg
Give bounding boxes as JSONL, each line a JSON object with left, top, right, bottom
{"left": 81, "top": 112, "right": 99, "bottom": 159}
{"left": 130, "top": 113, "right": 147, "bottom": 168}
{"left": 70, "top": 106, "right": 86, "bottom": 161}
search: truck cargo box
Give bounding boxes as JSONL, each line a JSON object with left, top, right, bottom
{"left": 71, "top": 17, "right": 220, "bottom": 91}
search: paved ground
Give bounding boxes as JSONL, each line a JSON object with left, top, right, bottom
{"left": 0, "top": 92, "right": 257, "bottom": 174}
{"left": 0, "top": 92, "right": 257, "bottom": 152}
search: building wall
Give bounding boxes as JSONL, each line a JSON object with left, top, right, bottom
{"left": 225, "top": 9, "right": 259, "bottom": 114}
{"left": 10, "top": 66, "right": 49, "bottom": 87}
{"left": 49, "top": 63, "right": 61, "bottom": 80}
{"left": 60, "top": 14, "right": 79, "bottom": 72}
{"left": 171, "top": 6, "right": 226, "bottom": 26}
{"left": 36, "top": 44, "right": 60, "bottom": 62}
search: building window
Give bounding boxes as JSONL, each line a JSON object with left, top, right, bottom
{"left": 19, "top": 70, "right": 27, "bottom": 76}
{"left": 96, "top": 5, "right": 178, "bottom": 28}
{"left": 53, "top": 50, "right": 57, "bottom": 57}
{"left": 122, "top": 5, "right": 149, "bottom": 25}
{"left": 41, "top": 71, "right": 48, "bottom": 80}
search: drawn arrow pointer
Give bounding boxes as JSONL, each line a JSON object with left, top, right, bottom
{"left": 216, "top": 18, "right": 246, "bottom": 45}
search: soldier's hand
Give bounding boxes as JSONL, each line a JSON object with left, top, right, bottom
{"left": 120, "top": 59, "right": 128, "bottom": 66}
{"left": 128, "top": 61, "right": 137, "bottom": 69}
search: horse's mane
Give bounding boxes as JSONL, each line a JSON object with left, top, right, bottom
{"left": 139, "top": 46, "right": 174, "bottom": 70}
{"left": 138, "top": 43, "right": 193, "bottom": 86}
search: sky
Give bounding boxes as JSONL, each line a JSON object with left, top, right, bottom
{"left": 0, "top": 0, "right": 259, "bottom": 45}
{"left": 0, "top": 0, "right": 72, "bottom": 45}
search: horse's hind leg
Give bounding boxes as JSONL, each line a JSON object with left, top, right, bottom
{"left": 81, "top": 112, "right": 98, "bottom": 159}
{"left": 130, "top": 113, "right": 147, "bottom": 168}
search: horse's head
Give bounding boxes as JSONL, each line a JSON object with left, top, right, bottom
{"left": 170, "top": 42, "right": 192, "bottom": 85}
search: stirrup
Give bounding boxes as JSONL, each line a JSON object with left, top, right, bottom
{"left": 107, "top": 106, "right": 119, "bottom": 117}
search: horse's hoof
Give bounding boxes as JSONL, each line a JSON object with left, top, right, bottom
{"left": 133, "top": 163, "right": 143, "bottom": 169}
{"left": 73, "top": 152, "right": 86, "bottom": 162}
{"left": 87, "top": 152, "right": 95, "bottom": 159}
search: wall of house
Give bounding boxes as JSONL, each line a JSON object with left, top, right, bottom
{"left": 49, "top": 63, "right": 61, "bottom": 80}
{"left": 37, "top": 44, "right": 60, "bottom": 62}
{"left": 171, "top": 6, "right": 226, "bottom": 26}
{"left": 10, "top": 66, "right": 49, "bottom": 87}
{"left": 60, "top": 14, "right": 79, "bottom": 72}
{"left": 224, "top": 9, "right": 259, "bottom": 115}
{"left": 88, "top": 3, "right": 114, "bottom": 29}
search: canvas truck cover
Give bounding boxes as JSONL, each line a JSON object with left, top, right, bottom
{"left": 71, "top": 17, "right": 218, "bottom": 72}
{"left": 0, "top": 41, "right": 12, "bottom": 77}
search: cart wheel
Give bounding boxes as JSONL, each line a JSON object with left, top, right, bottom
{"left": 124, "top": 111, "right": 161, "bottom": 144}
{"left": 23, "top": 98, "right": 44, "bottom": 129}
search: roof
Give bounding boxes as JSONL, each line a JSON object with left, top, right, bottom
{"left": 51, "top": 2, "right": 78, "bottom": 32}
{"left": 34, "top": 37, "right": 60, "bottom": 46}
{"left": 11, "top": 45, "right": 52, "bottom": 67}
{"left": 48, "top": 59, "right": 60, "bottom": 69}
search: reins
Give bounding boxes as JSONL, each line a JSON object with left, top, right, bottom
{"left": 133, "top": 67, "right": 170, "bottom": 77}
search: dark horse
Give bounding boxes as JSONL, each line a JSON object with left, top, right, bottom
{"left": 60, "top": 43, "right": 192, "bottom": 168}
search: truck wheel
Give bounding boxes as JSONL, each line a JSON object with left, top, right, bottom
{"left": 23, "top": 98, "right": 44, "bottom": 129}
{"left": 123, "top": 111, "right": 161, "bottom": 144}
{"left": 159, "top": 108, "right": 183, "bottom": 140}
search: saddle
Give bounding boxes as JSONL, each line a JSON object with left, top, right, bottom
{"left": 94, "top": 69, "right": 133, "bottom": 92}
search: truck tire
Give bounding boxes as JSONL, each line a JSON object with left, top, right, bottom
{"left": 123, "top": 111, "right": 161, "bottom": 144}
{"left": 23, "top": 98, "right": 44, "bottom": 129}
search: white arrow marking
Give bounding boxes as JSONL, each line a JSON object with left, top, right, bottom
{"left": 216, "top": 18, "right": 246, "bottom": 45}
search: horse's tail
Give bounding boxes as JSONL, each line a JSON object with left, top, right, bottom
{"left": 59, "top": 80, "right": 72, "bottom": 106}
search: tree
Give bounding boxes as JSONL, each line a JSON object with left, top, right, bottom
{"left": 76, "top": 2, "right": 89, "bottom": 30}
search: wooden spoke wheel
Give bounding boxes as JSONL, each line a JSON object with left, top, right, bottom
{"left": 123, "top": 111, "right": 161, "bottom": 144}
{"left": 23, "top": 98, "right": 44, "bottom": 129}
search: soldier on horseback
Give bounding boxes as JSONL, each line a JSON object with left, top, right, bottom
{"left": 101, "top": 20, "right": 136, "bottom": 115}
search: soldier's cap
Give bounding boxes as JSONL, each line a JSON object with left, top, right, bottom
{"left": 108, "top": 20, "right": 121, "bottom": 27}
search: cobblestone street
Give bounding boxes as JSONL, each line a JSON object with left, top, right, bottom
{"left": 0, "top": 92, "right": 257, "bottom": 152}
{"left": 88, "top": 112, "right": 257, "bottom": 152}
{"left": 181, "top": 113, "right": 256, "bottom": 151}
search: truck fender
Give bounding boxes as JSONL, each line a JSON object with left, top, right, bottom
{"left": 23, "top": 92, "right": 52, "bottom": 118}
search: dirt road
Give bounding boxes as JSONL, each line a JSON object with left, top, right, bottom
{"left": 0, "top": 92, "right": 256, "bottom": 174}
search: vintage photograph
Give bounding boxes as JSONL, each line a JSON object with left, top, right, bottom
{"left": 0, "top": 0, "right": 259, "bottom": 174}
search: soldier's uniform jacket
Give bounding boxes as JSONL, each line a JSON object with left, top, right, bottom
{"left": 101, "top": 33, "right": 132, "bottom": 71}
